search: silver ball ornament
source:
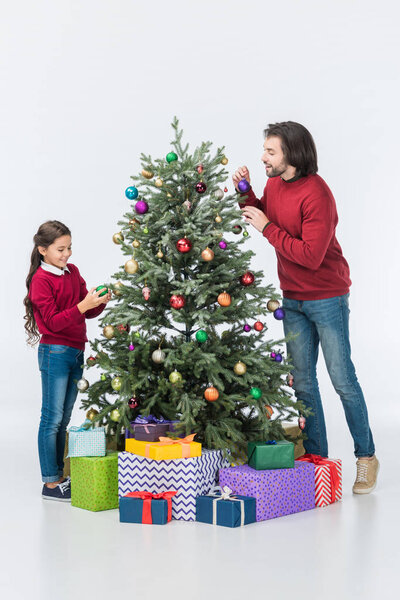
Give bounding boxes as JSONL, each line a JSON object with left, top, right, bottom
{"left": 77, "top": 378, "right": 89, "bottom": 392}
{"left": 152, "top": 349, "right": 166, "bottom": 364}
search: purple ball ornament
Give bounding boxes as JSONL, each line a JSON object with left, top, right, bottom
{"left": 237, "top": 179, "right": 251, "bottom": 193}
{"left": 129, "top": 344, "right": 135, "bottom": 351}
{"left": 134, "top": 200, "right": 149, "bottom": 215}
{"left": 273, "top": 307, "right": 286, "bottom": 320}
{"left": 218, "top": 240, "right": 227, "bottom": 249}
{"left": 274, "top": 352, "right": 283, "bottom": 362}
{"left": 243, "top": 324, "right": 251, "bottom": 332}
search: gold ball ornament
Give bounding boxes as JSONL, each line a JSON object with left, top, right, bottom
{"left": 155, "top": 178, "right": 163, "bottom": 188}
{"left": 132, "top": 239, "right": 140, "bottom": 248}
{"left": 111, "top": 376, "right": 122, "bottom": 391}
{"left": 215, "top": 215, "right": 222, "bottom": 223}
{"left": 234, "top": 361, "right": 247, "bottom": 376}
{"left": 113, "top": 282, "right": 124, "bottom": 297}
{"left": 267, "top": 299, "right": 281, "bottom": 312}
{"left": 221, "top": 156, "right": 229, "bottom": 165}
{"left": 86, "top": 408, "right": 99, "bottom": 421}
{"left": 156, "top": 250, "right": 164, "bottom": 259}
{"left": 169, "top": 370, "right": 183, "bottom": 384}
{"left": 103, "top": 325, "right": 115, "bottom": 339}
{"left": 141, "top": 169, "right": 154, "bottom": 179}
{"left": 110, "top": 409, "right": 121, "bottom": 422}
{"left": 112, "top": 232, "right": 124, "bottom": 244}
{"left": 201, "top": 247, "right": 214, "bottom": 262}
{"left": 129, "top": 218, "right": 140, "bottom": 230}
{"left": 125, "top": 258, "right": 139, "bottom": 274}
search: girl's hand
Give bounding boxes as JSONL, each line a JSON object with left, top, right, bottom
{"left": 232, "top": 166, "right": 251, "bottom": 191}
{"left": 78, "top": 288, "right": 106, "bottom": 314}
{"left": 241, "top": 206, "right": 269, "bottom": 232}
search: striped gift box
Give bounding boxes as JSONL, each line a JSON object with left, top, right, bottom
{"left": 297, "top": 455, "right": 342, "bottom": 507}
{"left": 67, "top": 425, "right": 106, "bottom": 458}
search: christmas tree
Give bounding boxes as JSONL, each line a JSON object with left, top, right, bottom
{"left": 80, "top": 118, "right": 305, "bottom": 455}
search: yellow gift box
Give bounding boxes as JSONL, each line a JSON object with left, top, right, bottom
{"left": 125, "top": 434, "right": 202, "bottom": 460}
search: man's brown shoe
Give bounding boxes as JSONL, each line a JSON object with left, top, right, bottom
{"left": 353, "top": 456, "right": 379, "bottom": 494}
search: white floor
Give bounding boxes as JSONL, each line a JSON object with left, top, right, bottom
{"left": 1, "top": 404, "right": 398, "bottom": 600}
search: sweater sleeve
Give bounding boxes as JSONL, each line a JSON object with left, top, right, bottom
{"left": 237, "top": 187, "right": 264, "bottom": 210}
{"left": 263, "top": 192, "right": 335, "bottom": 270}
{"left": 30, "top": 278, "right": 83, "bottom": 332}
{"left": 77, "top": 268, "right": 106, "bottom": 320}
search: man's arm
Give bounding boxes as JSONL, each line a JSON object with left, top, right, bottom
{"left": 263, "top": 194, "right": 335, "bottom": 270}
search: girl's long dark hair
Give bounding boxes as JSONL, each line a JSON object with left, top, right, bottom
{"left": 24, "top": 220, "right": 71, "bottom": 346}
{"left": 264, "top": 121, "right": 318, "bottom": 177}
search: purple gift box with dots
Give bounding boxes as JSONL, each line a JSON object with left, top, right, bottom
{"left": 219, "top": 461, "right": 315, "bottom": 521}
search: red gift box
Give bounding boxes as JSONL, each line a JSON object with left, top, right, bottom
{"left": 296, "top": 454, "right": 342, "bottom": 507}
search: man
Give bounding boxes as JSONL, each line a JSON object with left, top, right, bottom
{"left": 234, "top": 121, "right": 378, "bottom": 494}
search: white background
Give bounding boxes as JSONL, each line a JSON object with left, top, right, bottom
{"left": 0, "top": 2, "right": 399, "bottom": 597}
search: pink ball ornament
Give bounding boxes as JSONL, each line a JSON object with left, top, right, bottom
{"left": 129, "top": 344, "right": 135, "bottom": 351}
{"left": 142, "top": 286, "right": 151, "bottom": 301}
{"left": 219, "top": 240, "right": 227, "bottom": 249}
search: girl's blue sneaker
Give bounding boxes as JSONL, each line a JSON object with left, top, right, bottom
{"left": 42, "top": 480, "right": 71, "bottom": 502}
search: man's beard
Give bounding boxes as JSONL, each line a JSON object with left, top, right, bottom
{"left": 266, "top": 162, "right": 288, "bottom": 178}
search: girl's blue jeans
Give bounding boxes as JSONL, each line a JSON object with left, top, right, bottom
{"left": 282, "top": 293, "right": 375, "bottom": 458}
{"left": 38, "top": 344, "right": 84, "bottom": 483}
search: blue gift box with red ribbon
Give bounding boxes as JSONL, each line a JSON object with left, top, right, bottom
{"left": 119, "top": 491, "right": 177, "bottom": 524}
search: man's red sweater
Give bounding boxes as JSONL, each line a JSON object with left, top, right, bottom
{"left": 29, "top": 263, "right": 105, "bottom": 350}
{"left": 239, "top": 174, "right": 351, "bottom": 300}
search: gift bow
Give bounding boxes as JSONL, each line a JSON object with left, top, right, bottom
{"left": 69, "top": 419, "right": 100, "bottom": 432}
{"left": 209, "top": 485, "right": 245, "bottom": 526}
{"left": 296, "top": 454, "right": 341, "bottom": 503}
{"left": 124, "top": 491, "right": 177, "bottom": 524}
{"left": 134, "top": 414, "right": 167, "bottom": 425}
{"left": 265, "top": 440, "right": 277, "bottom": 445}
{"left": 145, "top": 433, "right": 196, "bottom": 458}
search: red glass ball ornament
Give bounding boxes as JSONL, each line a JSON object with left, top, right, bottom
{"left": 170, "top": 294, "right": 185, "bottom": 309}
{"left": 224, "top": 187, "right": 228, "bottom": 192}
{"left": 195, "top": 181, "right": 207, "bottom": 194}
{"left": 176, "top": 237, "right": 192, "bottom": 253}
{"left": 117, "top": 324, "right": 130, "bottom": 333}
{"left": 254, "top": 321, "right": 264, "bottom": 332}
{"left": 128, "top": 397, "right": 139, "bottom": 409}
{"left": 240, "top": 271, "right": 255, "bottom": 286}
{"left": 197, "top": 164, "right": 204, "bottom": 174}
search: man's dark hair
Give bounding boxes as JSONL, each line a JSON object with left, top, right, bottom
{"left": 264, "top": 121, "right": 318, "bottom": 177}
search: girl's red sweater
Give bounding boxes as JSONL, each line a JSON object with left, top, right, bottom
{"left": 239, "top": 174, "right": 351, "bottom": 300}
{"left": 29, "top": 263, "right": 105, "bottom": 350}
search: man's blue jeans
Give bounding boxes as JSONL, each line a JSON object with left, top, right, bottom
{"left": 282, "top": 294, "right": 375, "bottom": 458}
{"left": 38, "top": 344, "right": 84, "bottom": 483}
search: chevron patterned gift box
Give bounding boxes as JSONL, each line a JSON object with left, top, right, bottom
{"left": 296, "top": 455, "right": 342, "bottom": 507}
{"left": 118, "top": 449, "right": 229, "bottom": 521}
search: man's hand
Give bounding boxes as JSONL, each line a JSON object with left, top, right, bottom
{"left": 232, "top": 166, "right": 251, "bottom": 191}
{"left": 241, "top": 206, "right": 269, "bottom": 232}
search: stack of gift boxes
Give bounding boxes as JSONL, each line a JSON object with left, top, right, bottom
{"left": 68, "top": 416, "right": 342, "bottom": 528}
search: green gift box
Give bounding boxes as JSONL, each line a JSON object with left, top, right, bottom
{"left": 71, "top": 452, "right": 119, "bottom": 511}
{"left": 247, "top": 440, "right": 295, "bottom": 470}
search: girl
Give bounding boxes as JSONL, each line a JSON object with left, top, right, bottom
{"left": 24, "top": 220, "right": 112, "bottom": 501}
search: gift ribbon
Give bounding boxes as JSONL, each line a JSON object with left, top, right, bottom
{"left": 145, "top": 433, "right": 197, "bottom": 458}
{"left": 209, "top": 485, "right": 245, "bottom": 527}
{"left": 296, "top": 454, "right": 340, "bottom": 503}
{"left": 265, "top": 440, "right": 277, "bottom": 445}
{"left": 124, "top": 491, "right": 177, "bottom": 523}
